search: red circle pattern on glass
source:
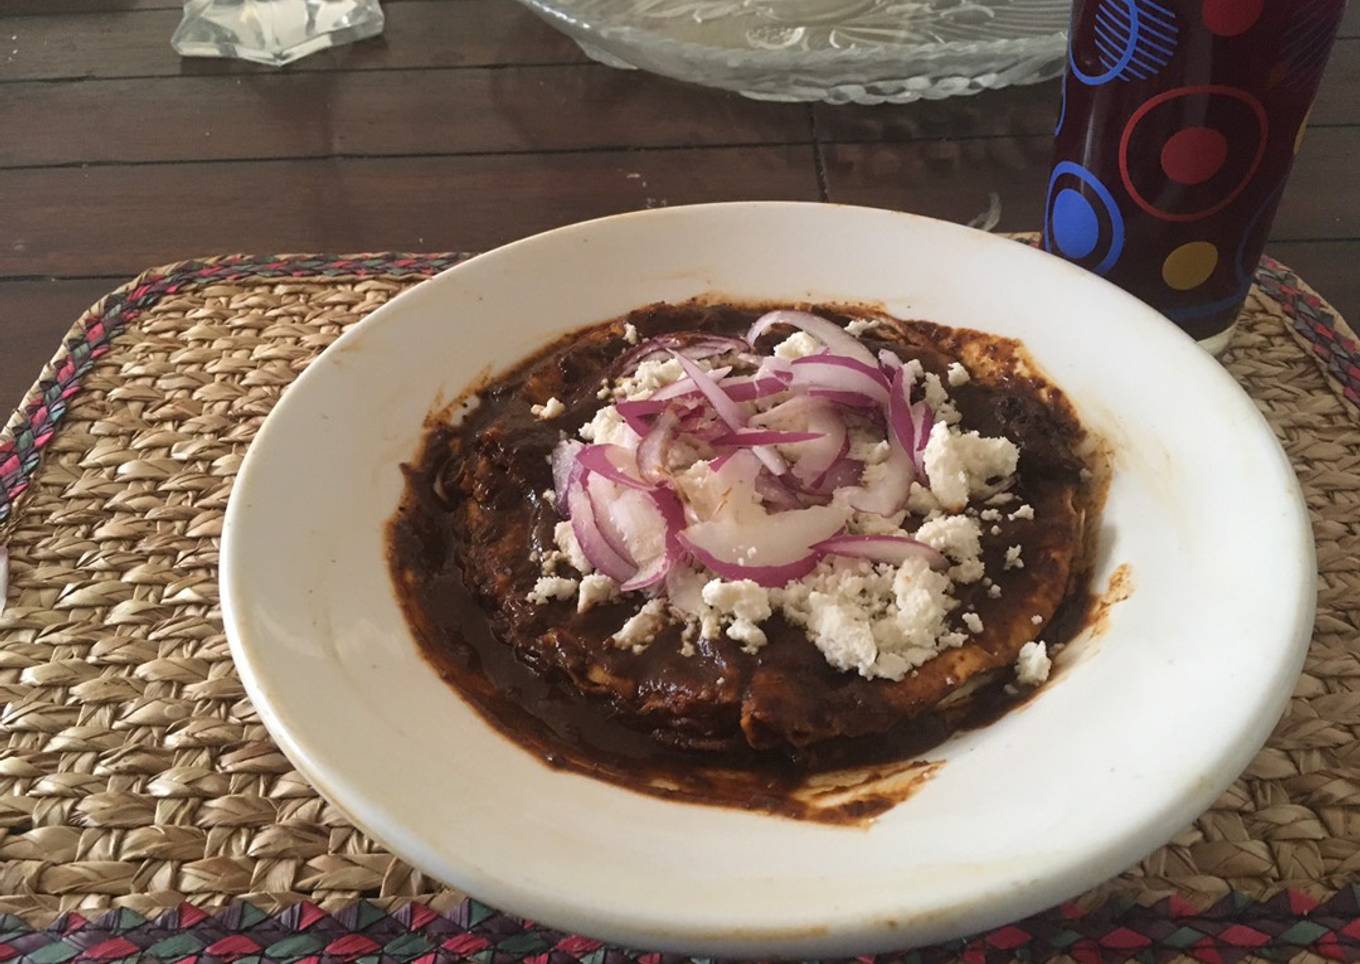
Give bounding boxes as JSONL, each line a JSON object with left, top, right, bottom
{"left": 1160, "top": 126, "right": 1229, "bottom": 185}
{"left": 1201, "top": 0, "right": 1264, "bottom": 37}
{"left": 1118, "top": 85, "right": 1269, "bottom": 224}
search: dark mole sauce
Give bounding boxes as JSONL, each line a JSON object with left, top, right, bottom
{"left": 388, "top": 301, "right": 1106, "bottom": 824}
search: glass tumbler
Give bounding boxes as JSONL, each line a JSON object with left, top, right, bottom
{"left": 1043, "top": 0, "right": 1346, "bottom": 354}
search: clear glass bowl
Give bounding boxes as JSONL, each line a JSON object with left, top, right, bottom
{"left": 516, "top": 0, "right": 1070, "bottom": 104}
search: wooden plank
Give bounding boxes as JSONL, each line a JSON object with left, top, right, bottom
{"left": 0, "top": 67, "right": 811, "bottom": 167}
{"left": 815, "top": 37, "right": 1358, "bottom": 144}
{"left": 0, "top": 147, "right": 822, "bottom": 276}
{"left": 821, "top": 127, "right": 1360, "bottom": 241}
{"left": 0, "top": 1, "right": 585, "bottom": 82}
{"left": 0, "top": 278, "right": 125, "bottom": 412}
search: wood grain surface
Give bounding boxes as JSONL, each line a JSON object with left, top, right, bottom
{"left": 0, "top": 0, "right": 1356, "bottom": 409}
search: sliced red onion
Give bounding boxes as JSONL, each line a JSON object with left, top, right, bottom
{"left": 648, "top": 365, "right": 734, "bottom": 403}
{"left": 709, "top": 451, "right": 736, "bottom": 471}
{"left": 614, "top": 399, "right": 663, "bottom": 436}
{"left": 887, "top": 365, "right": 917, "bottom": 456}
{"left": 679, "top": 502, "right": 848, "bottom": 588}
{"left": 814, "top": 534, "right": 948, "bottom": 569}
{"left": 576, "top": 444, "right": 652, "bottom": 491}
{"left": 552, "top": 438, "right": 584, "bottom": 507}
{"left": 805, "top": 389, "right": 881, "bottom": 409}
{"left": 714, "top": 429, "right": 825, "bottom": 446}
{"left": 747, "top": 310, "right": 877, "bottom": 367}
{"left": 810, "top": 455, "right": 864, "bottom": 494}
{"left": 671, "top": 352, "right": 787, "bottom": 477}
{"left": 754, "top": 470, "right": 804, "bottom": 511}
{"left": 636, "top": 408, "right": 679, "bottom": 485}
{"left": 790, "top": 355, "right": 890, "bottom": 406}
{"left": 586, "top": 474, "right": 637, "bottom": 561}
{"left": 566, "top": 476, "right": 634, "bottom": 582}
{"left": 787, "top": 402, "right": 847, "bottom": 489}
{"left": 0, "top": 544, "right": 8, "bottom": 618}
{"left": 912, "top": 402, "right": 934, "bottom": 478}
{"left": 720, "top": 372, "right": 792, "bottom": 402}
{"left": 843, "top": 437, "right": 914, "bottom": 516}
{"left": 621, "top": 487, "right": 688, "bottom": 592}
{"left": 619, "top": 333, "right": 749, "bottom": 372}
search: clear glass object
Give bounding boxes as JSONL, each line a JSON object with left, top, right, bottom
{"left": 515, "top": 0, "right": 1070, "bottom": 103}
{"left": 172, "top": 0, "right": 385, "bottom": 67}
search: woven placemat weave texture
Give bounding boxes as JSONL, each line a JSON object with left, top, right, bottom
{"left": 0, "top": 249, "right": 1356, "bottom": 936}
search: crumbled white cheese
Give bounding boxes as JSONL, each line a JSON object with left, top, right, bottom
{"left": 623, "top": 322, "right": 639, "bottom": 344}
{"left": 987, "top": 583, "right": 1002, "bottom": 598}
{"left": 845, "top": 317, "right": 881, "bottom": 336}
{"left": 962, "top": 612, "right": 984, "bottom": 633}
{"left": 542, "top": 488, "right": 556, "bottom": 507}
{"left": 979, "top": 508, "right": 1001, "bottom": 522}
{"left": 528, "top": 576, "right": 577, "bottom": 604}
{"left": 805, "top": 596, "right": 879, "bottom": 675}
{"left": 922, "top": 373, "right": 962, "bottom": 424}
{"left": 1030, "top": 613, "right": 1043, "bottom": 625}
{"left": 773, "top": 331, "right": 822, "bottom": 360}
{"left": 726, "top": 619, "right": 768, "bottom": 653}
{"left": 554, "top": 521, "right": 593, "bottom": 574}
{"left": 1009, "top": 503, "right": 1035, "bottom": 521}
{"left": 986, "top": 491, "right": 1016, "bottom": 506}
{"left": 702, "top": 579, "right": 772, "bottom": 623}
{"left": 891, "top": 556, "right": 956, "bottom": 651}
{"left": 922, "top": 421, "right": 1020, "bottom": 512}
{"left": 615, "top": 357, "right": 685, "bottom": 401}
{"left": 1016, "top": 641, "right": 1051, "bottom": 686}
{"left": 1004, "top": 545, "right": 1024, "bottom": 570}
{"left": 612, "top": 599, "right": 667, "bottom": 652}
{"left": 577, "top": 574, "right": 619, "bottom": 613}
{"left": 946, "top": 362, "right": 971, "bottom": 387}
{"left": 577, "top": 405, "right": 638, "bottom": 447}
{"left": 990, "top": 525, "right": 1002, "bottom": 536}
{"left": 850, "top": 510, "right": 910, "bottom": 536}
{"left": 848, "top": 427, "right": 891, "bottom": 466}
{"left": 531, "top": 396, "right": 566, "bottom": 420}
{"left": 914, "top": 514, "right": 985, "bottom": 584}
{"left": 905, "top": 482, "right": 942, "bottom": 518}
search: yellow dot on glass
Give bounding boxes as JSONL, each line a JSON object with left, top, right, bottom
{"left": 1295, "top": 110, "right": 1311, "bottom": 155}
{"left": 1162, "top": 241, "right": 1219, "bottom": 291}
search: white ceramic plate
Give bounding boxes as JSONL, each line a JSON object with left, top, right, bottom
{"left": 221, "top": 203, "right": 1314, "bottom": 957}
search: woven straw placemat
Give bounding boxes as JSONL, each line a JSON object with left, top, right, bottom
{"left": 0, "top": 249, "right": 1357, "bottom": 960}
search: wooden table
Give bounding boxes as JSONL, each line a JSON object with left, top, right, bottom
{"left": 2, "top": 0, "right": 1357, "bottom": 410}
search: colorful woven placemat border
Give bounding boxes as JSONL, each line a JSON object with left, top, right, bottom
{"left": 0, "top": 249, "right": 1356, "bottom": 964}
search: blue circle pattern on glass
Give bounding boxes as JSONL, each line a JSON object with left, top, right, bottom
{"left": 1044, "top": 161, "right": 1126, "bottom": 276}
{"left": 1052, "top": 189, "right": 1100, "bottom": 259}
{"left": 1070, "top": 0, "right": 1179, "bottom": 87}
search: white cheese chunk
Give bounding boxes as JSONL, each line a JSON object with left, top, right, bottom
{"left": 1004, "top": 545, "right": 1024, "bottom": 570}
{"left": 702, "top": 578, "right": 772, "bottom": 623}
{"left": 1016, "top": 641, "right": 1051, "bottom": 686}
{"left": 773, "top": 331, "right": 822, "bottom": 360}
{"left": 922, "top": 421, "right": 1020, "bottom": 512}
{"left": 612, "top": 599, "right": 667, "bottom": 652}
{"left": 845, "top": 318, "right": 881, "bottom": 336}
{"left": 527, "top": 576, "right": 577, "bottom": 605}
{"left": 554, "top": 521, "right": 593, "bottom": 574}
{"left": 915, "top": 514, "right": 985, "bottom": 584}
{"left": 531, "top": 396, "right": 566, "bottom": 420}
{"left": 623, "top": 322, "right": 639, "bottom": 344}
{"left": 577, "top": 405, "right": 638, "bottom": 447}
{"left": 576, "top": 574, "right": 619, "bottom": 613}
{"left": 946, "top": 361, "right": 971, "bottom": 387}
{"left": 1009, "top": 503, "right": 1035, "bottom": 521}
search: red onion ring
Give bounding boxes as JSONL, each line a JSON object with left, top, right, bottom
{"left": 621, "top": 487, "right": 688, "bottom": 592}
{"left": 566, "top": 475, "right": 634, "bottom": 582}
{"left": 670, "top": 351, "right": 787, "bottom": 477}
{"left": 714, "top": 429, "right": 825, "bottom": 446}
{"left": 619, "top": 333, "right": 749, "bottom": 374}
{"left": 576, "top": 444, "right": 652, "bottom": 491}
{"left": 679, "top": 502, "right": 848, "bottom": 588}
{"left": 648, "top": 365, "right": 734, "bottom": 403}
{"left": 813, "top": 534, "right": 948, "bottom": 569}
{"left": 637, "top": 408, "right": 679, "bottom": 485}
{"left": 747, "top": 310, "right": 877, "bottom": 367}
